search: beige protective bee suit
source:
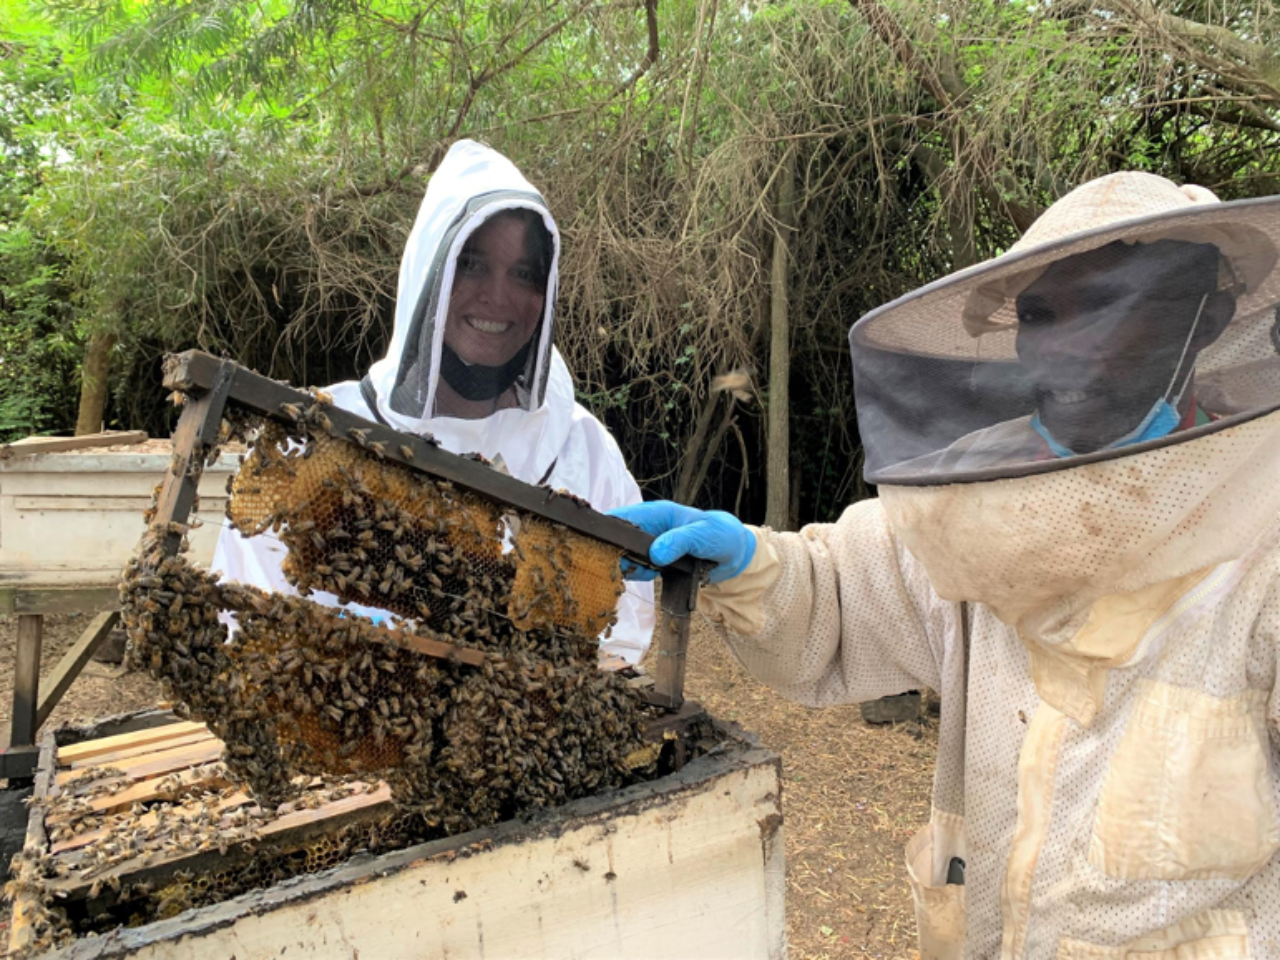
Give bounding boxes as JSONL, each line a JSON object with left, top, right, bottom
{"left": 702, "top": 174, "right": 1280, "bottom": 960}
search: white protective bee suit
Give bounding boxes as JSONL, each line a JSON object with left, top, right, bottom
{"left": 700, "top": 174, "right": 1280, "bottom": 959}
{"left": 213, "top": 140, "right": 655, "bottom": 662}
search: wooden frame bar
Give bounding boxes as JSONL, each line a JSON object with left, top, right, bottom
{"left": 164, "top": 351, "right": 693, "bottom": 568}
{"left": 648, "top": 567, "right": 700, "bottom": 710}
{"left": 161, "top": 350, "right": 700, "bottom": 708}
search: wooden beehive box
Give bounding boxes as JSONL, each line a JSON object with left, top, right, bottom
{"left": 9, "top": 709, "right": 785, "bottom": 959}
{"left": 0, "top": 439, "right": 237, "bottom": 588}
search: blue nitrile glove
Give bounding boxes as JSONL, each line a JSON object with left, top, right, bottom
{"left": 609, "top": 502, "right": 755, "bottom": 584}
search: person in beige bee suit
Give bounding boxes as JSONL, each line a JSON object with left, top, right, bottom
{"left": 614, "top": 173, "right": 1280, "bottom": 960}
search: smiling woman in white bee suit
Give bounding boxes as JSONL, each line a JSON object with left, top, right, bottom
{"left": 214, "top": 139, "right": 654, "bottom": 662}
{"left": 614, "top": 173, "right": 1280, "bottom": 959}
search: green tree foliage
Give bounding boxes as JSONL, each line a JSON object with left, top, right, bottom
{"left": 2, "top": 0, "right": 1278, "bottom": 517}
{"left": 0, "top": 33, "right": 80, "bottom": 440}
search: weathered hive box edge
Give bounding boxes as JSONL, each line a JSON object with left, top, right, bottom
{"left": 39, "top": 722, "right": 785, "bottom": 960}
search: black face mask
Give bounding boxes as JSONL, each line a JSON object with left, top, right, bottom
{"left": 438, "top": 339, "right": 534, "bottom": 402}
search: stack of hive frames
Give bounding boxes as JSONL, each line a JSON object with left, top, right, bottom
{"left": 5, "top": 718, "right": 418, "bottom": 952}
{"left": 5, "top": 702, "right": 718, "bottom": 955}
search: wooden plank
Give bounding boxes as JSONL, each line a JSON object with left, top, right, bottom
{"left": 53, "top": 764, "right": 232, "bottom": 821}
{"left": 55, "top": 739, "right": 223, "bottom": 788}
{"left": 260, "top": 783, "right": 391, "bottom": 837}
{"left": 56, "top": 720, "right": 207, "bottom": 765}
{"left": 66, "top": 729, "right": 216, "bottom": 769}
{"left": 396, "top": 631, "right": 487, "bottom": 666}
{"left": 10, "top": 614, "right": 43, "bottom": 748}
{"left": 35, "top": 610, "right": 120, "bottom": 729}
{"left": 214, "top": 592, "right": 488, "bottom": 668}
{"left": 50, "top": 788, "right": 257, "bottom": 856}
{"left": 13, "top": 495, "right": 158, "bottom": 511}
{"left": 0, "top": 430, "right": 147, "bottom": 460}
{"left": 0, "top": 585, "right": 121, "bottom": 616}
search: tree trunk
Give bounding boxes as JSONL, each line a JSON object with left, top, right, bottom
{"left": 675, "top": 390, "right": 724, "bottom": 504}
{"left": 685, "top": 401, "right": 737, "bottom": 509}
{"left": 75, "top": 330, "right": 117, "bottom": 436}
{"left": 765, "top": 148, "right": 796, "bottom": 531}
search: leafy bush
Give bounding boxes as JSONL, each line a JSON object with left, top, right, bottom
{"left": 0, "top": 224, "right": 79, "bottom": 440}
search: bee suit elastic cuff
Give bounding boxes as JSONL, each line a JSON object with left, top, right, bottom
{"left": 699, "top": 528, "right": 781, "bottom": 635}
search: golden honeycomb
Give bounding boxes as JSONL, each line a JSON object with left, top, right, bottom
{"left": 226, "top": 423, "right": 623, "bottom": 642}
{"left": 120, "top": 400, "right": 656, "bottom": 821}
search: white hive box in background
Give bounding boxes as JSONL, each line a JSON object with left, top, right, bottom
{"left": 0, "top": 439, "right": 238, "bottom": 587}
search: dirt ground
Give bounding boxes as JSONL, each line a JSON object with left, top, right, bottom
{"left": 678, "top": 616, "right": 935, "bottom": 960}
{"left": 0, "top": 611, "right": 935, "bottom": 958}
{"left": 0, "top": 614, "right": 165, "bottom": 736}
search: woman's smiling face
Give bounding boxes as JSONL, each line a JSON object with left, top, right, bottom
{"left": 443, "top": 213, "right": 547, "bottom": 368}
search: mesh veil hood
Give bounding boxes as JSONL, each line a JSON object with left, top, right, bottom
{"left": 857, "top": 174, "right": 1280, "bottom": 647}
{"left": 364, "top": 140, "right": 560, "bottom": 429}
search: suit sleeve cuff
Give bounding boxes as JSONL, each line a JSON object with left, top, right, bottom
{"left": 699, "top": 527, "right": 780, "bottom": 636}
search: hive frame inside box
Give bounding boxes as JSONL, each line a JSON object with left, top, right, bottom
{"left": 10, "top": 701, "right": 727, "bottom": 957}
{"left": 156, "top": 349, "right": 704, "bottom": 709}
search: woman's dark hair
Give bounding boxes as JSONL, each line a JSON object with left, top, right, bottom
{"left": 464, "top": 207, "right": 553, "bottom": 288}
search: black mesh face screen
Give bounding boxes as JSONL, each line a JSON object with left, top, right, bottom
{"left": 851, "top": 215, "right": 1280, "bottom": 485}
{"left": 391, "top": 207, "right": 554, "bottom": 422}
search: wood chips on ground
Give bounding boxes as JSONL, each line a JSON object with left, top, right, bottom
{"left": 676, "top": 616, "right": 935, "bottom": 960}
{"left": 0, "top": 611, "right": 935, "bottom": 958}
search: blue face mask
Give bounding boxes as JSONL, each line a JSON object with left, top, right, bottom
{"left": 1032, "top": 399, "right": 1182, "bottom": 458}
{"left": 1031, "top": 294, "right": 1206, "bottom": 459}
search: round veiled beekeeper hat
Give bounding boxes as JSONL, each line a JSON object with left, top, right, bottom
{"left": 848, "top": 171, "right": 1280, "bottom": 485}
{"left": 960, "top": 173, "right": 1278, "bottom": 335}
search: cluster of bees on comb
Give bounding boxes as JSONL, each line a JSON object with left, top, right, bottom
{"left": 120, "top": 395, "right": 662, "bottom": 831}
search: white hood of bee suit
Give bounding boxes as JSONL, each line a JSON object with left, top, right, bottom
{"left": 215, "top": 140, "right": 656, "bottom": 665}
{"left": 362, "top": 139, "right": 565, "bottom": 482}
